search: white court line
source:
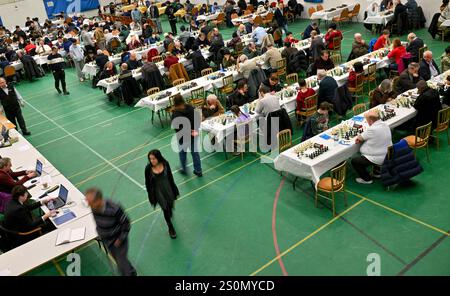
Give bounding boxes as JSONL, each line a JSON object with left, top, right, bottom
{"left": 25, "top": 101, "right": 146, "bottom": 190}
{"left": 34, "top": 108, "right": 143, "bottom": 148}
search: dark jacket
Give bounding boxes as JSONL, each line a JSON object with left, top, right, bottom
{"left": 419, "top": 59, "right": 441, "bottom": 81}
{"left": 406, "top": 37, "right": 424, "bottom": 61}
{"left": 126, "top": 59, "right": 143, "bottom": 71}
{"left": 118, "top": 70, "right": 141, "bottom": 105}
{"left": 247, "top": 68, "right": 266, "bottom": 100}
{"left": 266, "top": 108, "right": 292, "bottom": 146}
{"left": 20, "top": 54, "right": 42, "bottom": 79}
{"left": 95, "top": 54, "right": 109, "bottom": 70}
{"left": 318, "top": 76, "right": 338, "bottom": 105}
{"left": 262, "top": 78, "right": 282, "bottom": 93}
{"left": 428, "top": 13, "right": 441, "bottom": 39}
{"left": 47, "top": 53, "right": 65, "bottom": 72}
{"left": 396, "top": 70, "right": 423, "bottom": 94}
{"left": 439, "top": 85, "right": 450, "bottom": 106}
{"left": 301, "top": 116, "right": 314, "bottom": 142}
{"left": 414, "top": 87, "right": 442, "bottom": 129}
{"left": 142, "top": 62, "right": 165, "bottom": 90}
{"left": 274, "top": 8, "right": 287, "bottom": 27}
{"left": 171, "top": 104, "right": 201, "bottom": 147}
{"left": 370, "top": 88, "right": 396, "bottom": 108}
{"left": 187, "top": 49, "right": 209, "bottom": 75}
{"left": 3, "top": 199, "right": 43, "bottom": 233}
{"left": 0, "top": 86, "right": 22, "bottom": 114}
{"left": 311, "top": 57, "right": 334, "bottom": 76}
{"left": 351, "top": 41, "right": 369, "bottom": 59}
{"left": 331, "top": 84, "right": 353, "bottom": 116}
{"left": 92, "top": 199, "right": 131, "bottom": 246}
{"left": 144, "top": 162, "right": 179, "bottom": 208}
{"left": 227, "top": 90, "right": 249, "bottom": 108}
{"left": 381, "top": 139, "right": 423, "bottom": 187}
{"left": 303, "top": 25, "right": 320, "bottom": 40}
{"left": 289, "top": 50, "right": 309, "bottom": 73}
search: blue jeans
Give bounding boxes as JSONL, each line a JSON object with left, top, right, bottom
{"left": 179, "top": 137, "right": 202, "bottom": 174}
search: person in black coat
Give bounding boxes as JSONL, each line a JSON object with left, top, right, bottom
{"left": 227, "top": 80, "right": 250, "bottom": 108}
{"left": 406, "top": 33, "right": 424, "bottom": 62}
{"left": 317, "top": 70, "right": 338, "bottom": 104}
{"left": 396, "top": 63, "right": 423, "bottom": 94}
{"left": 414, "top": 80, "right": 442, "bottom": 129}
{"left": 262, "top": 73, "right": 283, "bottom": 92}
{"left": 310, "top": 50, "right": 335, "bottom": 76}
{"left": 274, "top": 2, "right": 288, "bottom": 33}
{"left": 187, "top": 47, "right": 210, "bottom": 76}
{"left": 95, "top": 50, "right": 109, "bottom": 72}
{"left": 166, "top": 3, "right": 178, "bottom": 35}
{"left": 419, "top": 51, "right": 441, "bottom": 81}
{"left": 3, "top": 185, "right": 55, "bottom": 246}
{"left": 238, "top": 0, "right": 247, "bottom": 14}
{"left": 170, "top": 94, "right": 203, "bottom": 177}
{"left": 0, "top": 78, "right": 30, "bottom": 135}
{"left": 144, "top": 150, "right": 179, "bottom": 239}
{"left": 141, "top": 61, "right": 165, "bottom": 91}
{"left": 392, "top": 0, "right": 407, "bottom": 24}
{"left": 303, "top": 22, "right": 320, "bottom": 39}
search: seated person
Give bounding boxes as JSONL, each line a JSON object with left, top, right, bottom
{"left": 303, "top": 22, "right": 320, "bottom": 40}
{"left": 387, "top": 38, "right": 406, "bottom": 73}
{"left": 202, "top": 94, "right": 225, "bottom": 120}
{"left": 263, "top": 43, "right": 282, "bottom": 71}
{"left": 236, "top": 24, "right": 248, "bottom": 37}
{"left": 373, "top": 30, "right": 390, "bottom": 51}
{"left": 262, "top": 73, "right": 283, "bottom": 93}
{"left": 296, "top": 78, "right": 316, "bottom": 112}
{"left": 439, "top": 75, "right": 450, "bottom": 106}
{"left": 350, "top": 33, "right": 369, "bottom": 59}
{"left": 370, "top": 79, "right": 396, "bottom": 108}
{"left": 227, "top": 80, "right": 250, "bottom": 108}
{"left": 243, "top": 42, "right": 260, "bottom": 59}
{"left": 3, "top": 185, "right": 56, "bottom": 240}
{"left": 352, "top": 110, "right": 393, "bottom": 184}
{"left": 406, "top": 33, "right": 424, "bottom": 62}
{"left": 237, "top": 54, "right": 258, "bottom": 79}
{"left": 231, "top": 104, "right": 251, "bottom": 124}
{"left": 99, "top": 61, "right": 117, "bottom": 80}
{"left": 148, "top": 33, "right": 161, "bottom": 44}
{"left": 127, "top": 34, "right": 142, "bottom": 50}
{"left": 311, "top": 50, "right": 335, "bottom": 75}
{"left": 0, "top": 158, "right": 36, "bottom": 194}
{"left": 95, "top": 49, "right": 109, "bottom": 70}
{"left": 317, "top": 69, "right": 338, "bottom": 105}
{"left": 163, "top": 52, "right": 179, "bottom": 69}
{"left": 227, "top": 32, "right": 242, "bottom": 49}
{"left": 441, "top": 46, "right": 450, "bottom": 73}
{"left": 222, "top": 49, "right": 236, "bottom": 68}
{"left": 419, "top": 50, "right": 440, "bottom": 81}
{"left": 284, "top": 32, "right": 299, "bottom": 44}
{"left": 310, "top": 102, "right": 332, "bottom": 136}
{"left": 230, "top": 104, "right": 251, "bottom": 155}
{"left": 126, "top": 52, "right": 143, "bottom": 70}
{"left": 194, "top": 32, "right": 210, "bottom": 48}
{"left": 172, "top": 40, "right": 186, "bottom": 55}
{"left": 414, "top": 80, "right": 442, "bottom": 129}
{"left": 255, "top": 84, "right": 281, "bottom": 119}
{"left": 396, "top": 62, "right": 423, "bottom": 94}
{"left": 324, "top": 23, "right": 343, "bottom": 50}
{"left": 348, "top": 61, "right": 365, "bottom": 88}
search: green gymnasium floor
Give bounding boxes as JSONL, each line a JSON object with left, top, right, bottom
{"left": 9, "top": 18, "right": 450, "bottom": 276}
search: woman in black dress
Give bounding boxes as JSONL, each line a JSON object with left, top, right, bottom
{"left": 145, "top": 149, "right": 180, "bottom": 239}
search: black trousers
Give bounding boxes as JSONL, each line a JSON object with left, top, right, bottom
{"left": 4, "top": 107, "right": 27, "bottom": 132}
{"left": 163, "top": 208, "right": 174, "bottom": 231}
{"left": 169, "top": 19, "right": 177, "bottom": 35}
{"left": 106, "top": 239, "right": 137, "bottom": 276}
{"left": 351, "top": 156, "right": 374, "bottom": 181}
{"left": 52, "top": 70, "right": 67, "bottom": 92}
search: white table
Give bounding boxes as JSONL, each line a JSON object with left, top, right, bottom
{"left": 440, "top": 19, "right": 450, "bottom": 27}
{"left": 310, "top": 4, "right": 358, "bottom": 21}
{"left": 364, "top": 12, "right": 394, "bottom": 25}
{"left": 196, "top": 12, "right": 220, "bottom": 22}
{"left": 232, "top": 11, "right": 269, "bottom": 25}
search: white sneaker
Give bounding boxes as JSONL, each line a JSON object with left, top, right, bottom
{"left": 372, "top": 173, "right": 381, "bottom": 178}
{"left": 356, "top": 178, "right": 373, "bottom": 184}
{"left": 80, "top": 78, "right": 85, "bottom": 82}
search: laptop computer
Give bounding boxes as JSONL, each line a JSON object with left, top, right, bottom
{"left": 47, "top": 184, "right": 68, "bottom": 210}
{"left": 35, "top": 159, "right": 43, "bottom": 177}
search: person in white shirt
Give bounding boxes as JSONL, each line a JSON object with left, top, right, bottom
{"left": 236, "top": 54, "right": 258, "bottom": 79}
{"left": 351, "top": 110, "right": 393, "bottom": 184}
{"left": 255, "top": 84, "right": 281, "bottom": 119}
{"left": 35, "top": 39, "right": 51, "bottom": 55}
{"left": 69, "top": 37, "right": 86, "bottom": 82}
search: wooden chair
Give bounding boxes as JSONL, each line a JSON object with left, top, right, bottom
{"left": 3, "top": 66, "right": 16, "bottom": 82}
{"left": 331, "top": 37, "right": 343, "bottom": 61}
{"left": 332, "top": 8, "right": 349, "bottom": 28}
{"left": 146, "top": 87, "right": 165, "bottom": 126}
{"left": 276, "top": 58, "right": 287, "bottom": 81}
{"left": 243, "top": 10, "right": 252, "bottom": 16}
{"left": 418, "top": 46, "right": 427, "bottom": 63}
{"left": 403, "top": 121, "right": 432, "bottom": 162}
{"left": 234, "top": 121, "right": 251, "bottom": 160}
{"left": 173, "top": 78, "right": 186, "bottom": 86}
{"left": 315, "top": 161, "right": 348, "bottom": 217}
{"left": 316, "top": 4, "right": 324, "bottom": 11}
{"left": 212, "top": 12, "right": 225, "bottom": 27}
{"left": 152, "top": 55, "right": 163, "bottom": 63}
{"left": 277, "top": 129, "right": 292, "bottom": 153}
{"left": 167, "top": 42, "right": 175, "bottom": 53}
{"left": 392, "top": 76, "right": 400, "bottom": 92}
{"left": 253, "top": 15, "right": 263, "bottom": 26}
{"left": 330, "top": 53, "right": 341, "bottom": 65}
{"left": 190, "top": 86, "right": 206, "bottom": 107}
{"left": 433, "top": 107, "right": 450, "bottom": 149}
{"left": 308, "top": 7, "right": 316, "bottom": 18}
{"left": 201, "top": 68, "right": 213, "bottom": 76}
{"left": 352, "top": 103, "right": 367, "bottom": 116}
{"left": 365, "top": 63, "right": 377, "bottom": 94}
{"left": 0, "top": 225, "right": 43, "bottom": 251}
{"left": 262, "top": 12, "right": 274, "bottom": 27}
{"left": 286, "top": 73, "right": 298, "bottom": 86}
{"left": 296, "top": 94, "right": 318, "bottom": 126}
{"left": 273, "top": 29, "right": 283, "bottom": 47}
{"left": 219, "top": 75, "right": 234, "bottom": 101}
{"left": 147, "top": 87, "right": 160, "bottom": 96}
{"left": 165, "top": 93, "right": 180, "bottom": 116}
{"left": 247, "top": 4, "right": 254, "bottom": 13}
{"left": 348, "top": 4, "right": 361, "bottom": 22}
{"left": 348, "top": 73, "right": 365, "bottom": 104}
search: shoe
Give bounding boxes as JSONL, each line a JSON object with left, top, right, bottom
{"left": 356, "top": 178, "right": 373, "bottom": 184}
{"left": 22, "top": 131, "right": 31, "bottom": 136}
{"left": 56, "top": 89, "right": 62, "bottom": 94}
{"left": 193, "top": 171, "right": 203, "bottom": 177}
{"left": 169, "top": 228, "right": 177, "bottom": 239}
{"left": 63, "top": 91, "right": 70, "bottom": 95}
{"left": 233, "top": 152, "right": 240, "bottom": 156}
{"left": 80, "top": 78, "right": 85, "bottom": 82}
{"left": 179, "top": 169, "right": 187, "bottom": 175}
{"left": 372, "top": 174, "right": 381, "bottom": 179}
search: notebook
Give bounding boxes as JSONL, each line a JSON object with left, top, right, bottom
{"left": 55, "top": 227, "right": 86, "bottom": 246}
{"left": 53, "top": 210, "right": 76, "bottom": 226}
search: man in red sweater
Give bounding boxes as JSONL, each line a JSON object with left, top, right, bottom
{"left": 373, "top": 30, "right": 391, "bottom": 51}
{"left": 0, "top": 157, "right": 36, "bottom": 193}
{"left": 324, "top": 23, "right": 343, "bottom": 50}
{"left": 163, "top": 52, "right": 179, "bottom": 69}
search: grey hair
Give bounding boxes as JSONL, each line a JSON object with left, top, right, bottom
{"left": 408, "top": 62, "right": 420, "bottom": 70}
{"left": 379, "top": 79, "right": 392, "bottom": 93}
{"left": 239, "top": 54, "right": 248, "bottom": 63}
{"left": 0, "top": 157, "right": 11, "bottom": 169}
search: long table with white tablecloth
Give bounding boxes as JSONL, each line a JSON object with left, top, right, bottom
{"left": 310, "top": 4, "right": 358, "bottom": 21}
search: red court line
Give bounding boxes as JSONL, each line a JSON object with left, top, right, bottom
{"left": 272, "top": 177, "right": 288, "bottom": 276}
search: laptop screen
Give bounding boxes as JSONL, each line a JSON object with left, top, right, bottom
{"left": 36, "top": 160, "right": 43, "bottom": 176}
{"left": 59, "top": 184, "right": 68, "bottom": 203}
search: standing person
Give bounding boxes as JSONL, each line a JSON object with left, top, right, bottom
{"left": 274, "top": 2, "right": 288, "bottom": 34}
{"left": 47, "top": 47, "right": 69, "bottom": 95}
{"left": 171, "top": 94, "right": 203, "bottom": 177}
{"left": 144, "top": 150, "right": 180, "bottom": 239}
{"left": 131, "top": 6, "right": 142, "bottom": 24}
{"left": 85, "top": 187, "right": 137, "bottom": 276}
{"left": 0, "top": 78, "right": 31, "bottom": 135}
{"left": 69, "top": 37, "right": 85, "bottom": 82}
{"left": 81, "top": 24, "right": 95, "bottom": 53}
{"left": 94, "top": 25, "right": 106, "bottom": 50}
{"left": 148, "top": 1, "right": 162, "bottom": 33}
{"left": 166, "top": 3, "right": 178, "bottom": 35}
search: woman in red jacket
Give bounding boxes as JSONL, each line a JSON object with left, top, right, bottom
{"left": 324, "top": 23, "right": 343, "bottom": 50}
{"left": 296, "top": 78, "right": 316, "bottom": 112}
{"left": 387, "top": 38, "right": 406, "bottom": 72}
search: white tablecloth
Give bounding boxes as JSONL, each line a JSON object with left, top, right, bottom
{"left": 310, "top": 4, "right": 358, "bottom": 21}
{"left": 364, "top": 13, "right": 394, "bottom": 25}
{"left": 196, "top": 12, "right": 220, "bottom": 22}
{"left": 440, "top": 19, "right": 450, "bottom": 27}
{"left": 232, "top": 11, "right": 269, "bottom": 25}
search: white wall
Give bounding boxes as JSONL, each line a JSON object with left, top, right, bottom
{"left": 0, "top": 0, "right": 48, "bottom": 29}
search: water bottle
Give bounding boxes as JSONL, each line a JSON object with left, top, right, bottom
{"left": 220, "top": 63, "right": 223, "bottom": 71}
{"left": 381, "top": 3, "right": 385, "bottom": 12}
